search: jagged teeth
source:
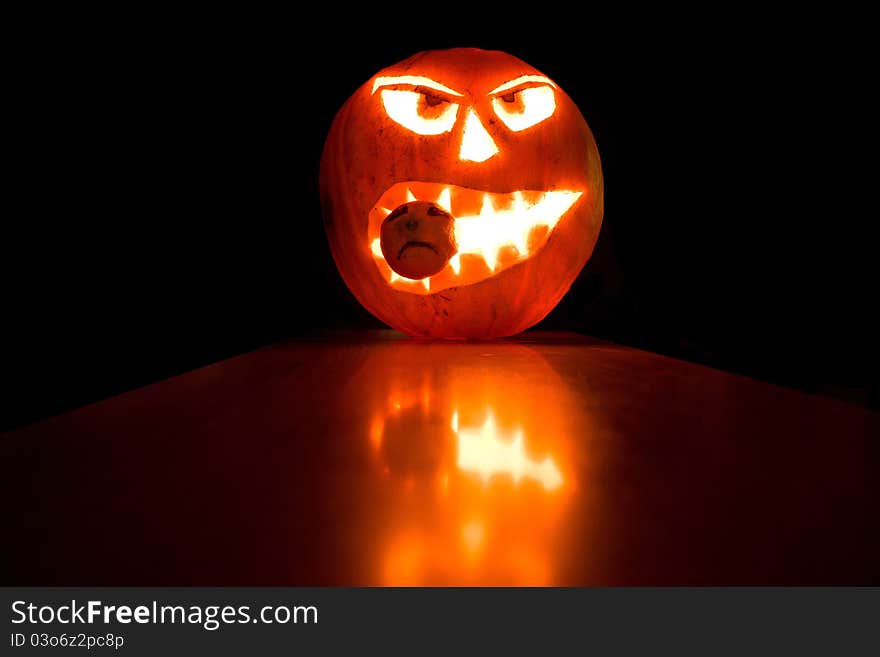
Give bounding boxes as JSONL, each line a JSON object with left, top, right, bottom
{"left": 436, "top": 187, "right": 451, "bottom": 212}
{"left": 449, "top": 253, "right": 461, "bottom": 275}
{"left": 372, "top": 186, "right": 582, "bottom": 289}
{"left": 451, "top": 190, "right": 582, "bottom": 272}
{"left": 480, "top": 193, "right": 495, "bottom": 214}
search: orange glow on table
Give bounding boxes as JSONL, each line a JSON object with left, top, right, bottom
{"left": 350, "top": 340, "right": 586, "bottom": 586}
{"left": 5, "top": 331, "right": 876, "bottom": 586}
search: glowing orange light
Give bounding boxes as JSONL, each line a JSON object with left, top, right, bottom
{"left": 383, "top": 536, "right": 423, "bottom": 586}
{"left": 348, "top": 340, "right": 582, "bottom": 586}
{"left": 436, "top": 187, "right": 451, "bottom": 212}
{"left": 492, "top": 85, "right": 556, "bottom": 132}
{"left": 459, "top": 109, "right": 498, "bottom": 162}
{"left": 369, "top": 416, "right": 384, "bottom": 450}
{"left": 372, "top": 75, "right": 464, "bottom": 97}
{"left": 489, "top": 75, "right": 558, "bottom": 95}
{"left": 461, "top": 521, "right": 486, "bottom": 553}
{"left": 368, "top": 182, "right": 582, "bottom": 293}
{"left": 379, "top": 89, "right": 460, "bottom": 135}
{"left": 454, "top": 412, "right": 563, "bottom": 490}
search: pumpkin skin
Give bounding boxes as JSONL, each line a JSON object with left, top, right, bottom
{"left": 320, "top": 48, "right": 603, "bottom": 338}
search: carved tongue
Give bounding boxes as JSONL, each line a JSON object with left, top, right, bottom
{"left": 380, "top": 201, "right": 458, "bottom": 280}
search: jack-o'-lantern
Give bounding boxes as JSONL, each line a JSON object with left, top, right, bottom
{"left": 320, "top": 48, "right": 603, "bottom": 338}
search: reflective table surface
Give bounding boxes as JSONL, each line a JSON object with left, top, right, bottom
{"left": 3, "top": 332, "right": 878, "bottom": 585}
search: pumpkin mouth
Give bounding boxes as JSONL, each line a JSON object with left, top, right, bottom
{"left": 369, "top": 182, "right": 582, "bottom": 293}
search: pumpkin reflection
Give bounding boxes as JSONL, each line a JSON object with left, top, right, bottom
{"left": 454, "top": 411, "right": 563, "bottom": 490}
{"left": 351, "top": 341, "right": 578, "bottom": 585}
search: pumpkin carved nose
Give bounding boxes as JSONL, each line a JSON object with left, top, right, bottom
{"left": 459, "top": 109, "right": 499, "bottom": 162}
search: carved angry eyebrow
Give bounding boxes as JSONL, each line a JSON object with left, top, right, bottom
{"left": 489, "top": 74, "right": 558, "bottom": 95}
{"left": 371, "top": 75, "right": 464, "bottom": 97}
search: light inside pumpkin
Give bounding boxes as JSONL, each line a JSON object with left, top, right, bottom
{"left": 372, "top": 75, "right": 464, "bottom": 97}
{"left": 453, "top": 411, "right": 563, "bottom": 490}
{"left": 459, "top": 109, "right": 499, "bottom": 162}
{"left": 490, "top": 74, "right": 558, "bottom": 94}
{"left": 369, "top": 182, "right": 582, "bottom": 293}
{"left": 373, "top": 74, "right": 558, "bottom": 145}
{"left": 380, "top": 89, "right": 460, "bottom": 135}
{"left": 492, "top": 86, "right": 556, "bottom": 132}
{"left": 373, "top": 75, "right": 464, "bottom": 137}
{"left": 489, "top": 75, "right": 558, "bottom": 132}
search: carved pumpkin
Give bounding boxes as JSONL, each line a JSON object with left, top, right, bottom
{"left": 320, "top": 48, "right": 603, "bottom": 338}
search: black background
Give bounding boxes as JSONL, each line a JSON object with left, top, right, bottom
{"left": 4, "top": 12, "right": 875, "bottom": 430}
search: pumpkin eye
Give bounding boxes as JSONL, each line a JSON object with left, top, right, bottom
{"left": 380, "top": 89, "right": 460, "bottom": 135}
{"left": 492, "top": 85, "right": 556, "bottom": 132}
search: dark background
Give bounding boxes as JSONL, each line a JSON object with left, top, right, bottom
{"left": 4, "top": 13, "right": 875, "bottom": 430}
